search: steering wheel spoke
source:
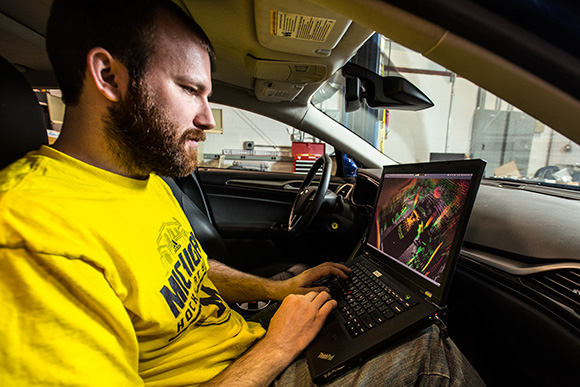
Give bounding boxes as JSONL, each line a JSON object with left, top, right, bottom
{"left": 288, "top": 154, "right": 332, "bottom": 234}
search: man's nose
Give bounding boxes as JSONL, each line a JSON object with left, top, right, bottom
{"left": 194, "top": 99, "right": 216, "bottom": 131}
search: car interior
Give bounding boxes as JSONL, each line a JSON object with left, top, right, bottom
{"left": 1, "top": 0, "right": 580, "bottom": 385}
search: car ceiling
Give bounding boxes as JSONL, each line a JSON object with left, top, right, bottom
{"left": 0, "top": 0, "right": 54, "bottom": 86}
{"left": 0, "top": 0, "right": 374, "bottom": 106}
{"left": 179, "top": 0, "right": 373, "bottom": 106}
{"left": 1, "top": 0, "right": 580, "bottom": 147}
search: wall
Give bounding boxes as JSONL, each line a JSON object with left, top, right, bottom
{"left": 203, "top": 103, "right": 330, "bottom": 172}
{"left": 384, "top": 41, "right": 478, "bottom": 164}
{"left": 382, "top": 41, "right": 579, "bottom": 179}
{"left": 202, "top": 40, "right": 579, "bottom": 179}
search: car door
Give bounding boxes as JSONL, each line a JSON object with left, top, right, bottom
{"left": 195, "top": 166, "right": 367, "bottom": 273}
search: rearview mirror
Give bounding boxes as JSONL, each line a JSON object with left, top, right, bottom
{"left": 344, "top": 77, "right": 362, "bottom": 112}
{"left": 342, "top": 62, "right": 434, "bottom": 111}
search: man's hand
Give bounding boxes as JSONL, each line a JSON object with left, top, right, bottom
{"left": 265, "top": 291, "right": 337, "bottom": 358}
{"left": 203, "top": 290, "right": 337, "bottom": 386}
{"left": 269, "top": 262, "right": 351, "bottom": 300}
{"left": 203, "top": 261, "right": 349, "bottom": 386}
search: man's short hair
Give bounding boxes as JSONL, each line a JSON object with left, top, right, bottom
{"left": 46, "top": 0, "right": 214, "bottom": 106}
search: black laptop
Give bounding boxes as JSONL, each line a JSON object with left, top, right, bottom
{"left": 305, "top": 159, "right": 486, "bottom": 385}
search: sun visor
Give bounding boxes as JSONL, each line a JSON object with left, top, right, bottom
{"left": 254, "top": 0, "right": 353, "bottom": 57}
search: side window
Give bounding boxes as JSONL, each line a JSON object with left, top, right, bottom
{"left": 202, "top": 103, "right": 333, "bottom": 173}
{"left": 33, "top": 89, "right": 65, "bottom": 144}
{"left": 33, "top": 94, "right": 335, "bottom": 175}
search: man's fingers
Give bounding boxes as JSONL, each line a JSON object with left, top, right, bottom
{"left": 303, "top": 291, "right": 321, "bottom": 301}
{"left": 318, "top": 297, "right": 338, "bottom": 317}
{"left": 327, "top": 266, "right": 350, "bottom": 280}
{"left": 312, "top": 262, "right": 351, "bottom": 280}
{"left": 303, "top": 290, "right": 333, "bottom": 306}
{"left": 307, "top": 286, "right": 330, "bottom": 294}
{"left": 302, "top": 291, "right": 337, "bottom": 324}
{"left": 308, "top": 291, "right": 336, "bottom": 315}
{"left": 311, "top": 292, "right": 337, "bottom": 323}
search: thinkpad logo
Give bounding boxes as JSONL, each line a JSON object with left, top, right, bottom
{"left": 318, "top": 352, "right": 335, "bottom": 361}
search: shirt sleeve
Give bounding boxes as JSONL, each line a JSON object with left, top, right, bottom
{"left": 0, "top": 247, "right": 145, "bottom": 387}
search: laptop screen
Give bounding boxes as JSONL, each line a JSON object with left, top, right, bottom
{"left": 366, "top": 171, "right": 474, "bottom": 288}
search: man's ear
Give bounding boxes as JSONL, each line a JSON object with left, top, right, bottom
{"left": 86, "top": 47, "right": 129, "bottom": 102}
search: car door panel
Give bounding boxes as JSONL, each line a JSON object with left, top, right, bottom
{"left": 195, "top": 167, "right": 363, "bottom": 270}
{"left": 197, "top": 167, "right": 299, "bottom": 236}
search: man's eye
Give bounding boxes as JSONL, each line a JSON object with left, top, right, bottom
{"left": 182, "top": 85, "right": 196, "bottom": 95}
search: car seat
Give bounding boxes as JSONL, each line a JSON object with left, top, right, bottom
{"left": 0, "top": 55, "right": 48, "bottom": 170}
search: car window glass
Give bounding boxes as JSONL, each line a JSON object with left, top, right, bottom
{"left": 36, "top": 94, "right": 334, "bottom": 174}
{"left": 201, "top": 103, "right": 333, "bottom": 173}
{"left": 313, "top": 35, "right": 580, "bottom": 188}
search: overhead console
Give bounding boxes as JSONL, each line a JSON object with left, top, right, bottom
{"left": 247, "top": 56, "right": 328, "bottom": 102}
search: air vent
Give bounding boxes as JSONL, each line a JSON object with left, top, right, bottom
{"left": 524, "top": 269, "right": 580, "bottom": 312}
{"left": 336, "top": 183, "right": 353, "bottom": 198}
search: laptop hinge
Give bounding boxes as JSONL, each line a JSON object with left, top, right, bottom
{"left": 347, "top": 235, "right": 368, "bottom": 262}
{"left": 424, "top": 291, "right": 448, "bottom": 312}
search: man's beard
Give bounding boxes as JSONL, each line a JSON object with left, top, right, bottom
{"left": 103, "top": 77, "right": 206, "bottom": 178}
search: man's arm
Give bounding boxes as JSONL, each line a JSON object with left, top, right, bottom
{"left": 203, "top": 260, "right": 351, "bottom": 385}
{"left": 207, "top": 259, "right": 351, "bottom": 302}
{"left": 202, "top": 290, "right": 336, "bottom": 387}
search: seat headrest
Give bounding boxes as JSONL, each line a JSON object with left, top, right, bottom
{"left": 0, "top": 55, "right": 48, "bottom": 170}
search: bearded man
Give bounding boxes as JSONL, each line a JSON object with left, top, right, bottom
{"left": 0, "top": 1, "right": 484, "bottom": 386}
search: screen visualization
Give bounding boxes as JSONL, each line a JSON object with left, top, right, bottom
{"left": 367, "top": 173, "right": 472, "bottom": 287}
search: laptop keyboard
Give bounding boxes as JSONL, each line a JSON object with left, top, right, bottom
{"left": 323, "top": 262, "right": 419, "bottom": 338}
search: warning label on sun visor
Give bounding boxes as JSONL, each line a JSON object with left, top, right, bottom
{"left": 270, "top": 10, "right": 336, "bottom": 42}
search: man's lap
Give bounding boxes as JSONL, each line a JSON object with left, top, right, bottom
{"left": 272, "top": 325, "right": 485, "bottom": 387}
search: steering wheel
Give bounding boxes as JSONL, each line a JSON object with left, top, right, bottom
{"left": 288, "top": 154, "right": 332, "bottom": 234}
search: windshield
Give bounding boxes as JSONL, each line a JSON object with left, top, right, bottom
{"left": 313, "top": 34, "right": 580, "bottom": 189}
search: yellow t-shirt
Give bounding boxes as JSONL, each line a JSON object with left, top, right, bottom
{"left": 0, "top": 146, "right": 266, "bottom": 386}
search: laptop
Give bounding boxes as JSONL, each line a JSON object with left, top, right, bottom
{"left": 305, "top": 159, "right": 486, "bottom": 384}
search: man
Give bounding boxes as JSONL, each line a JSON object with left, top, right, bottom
{"left": 0, "top": 0, "right": 484, "bottom": 386}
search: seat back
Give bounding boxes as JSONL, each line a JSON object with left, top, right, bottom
{"left": 162, "top": 176, "right": 228, "bottom": 260}
{"left": 0, "top": 55, "right": 48, "bottom": 170}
